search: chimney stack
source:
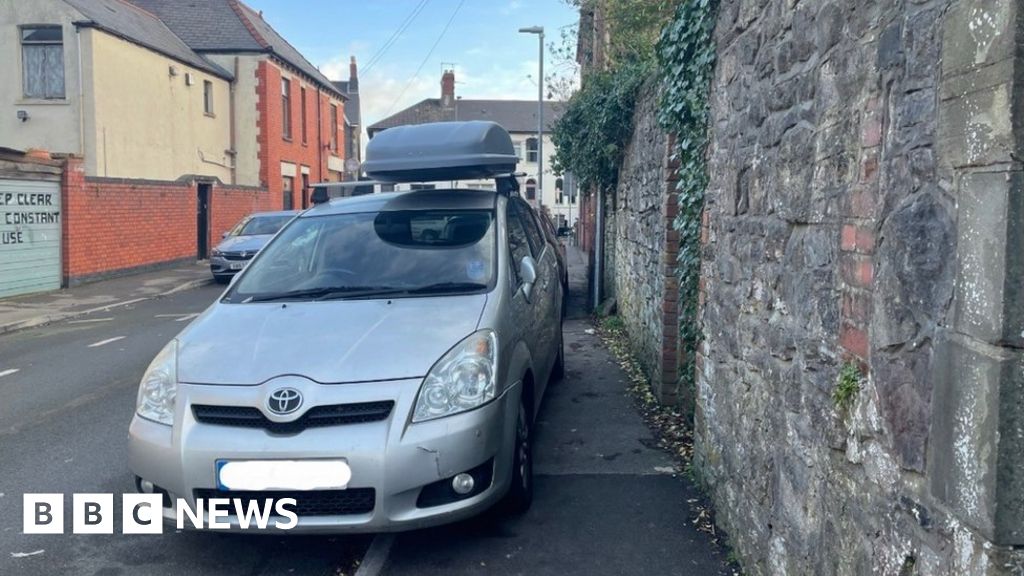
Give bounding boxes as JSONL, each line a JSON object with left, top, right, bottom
{"left": 441, "top": 69, "right": 455, "bottom": 107}
{"left": 349, "top": 56, "right": 358, "bottom": 92}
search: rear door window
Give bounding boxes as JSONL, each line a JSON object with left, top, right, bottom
{"left": 510, "top": 200, "right": 545, "bottom": 258}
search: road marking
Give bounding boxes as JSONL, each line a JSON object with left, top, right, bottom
{"left": 0, "top": 369, "right": 19, "bottom": 378}
{"left": 155, "top": 314, "right": 190, "bottom": 318}
{"left": 68, "top": 318, "right": 113, "bottom": 324}
{"left": 175, "top": 313, "right": 200, "bottom": 322}
{"left": 88, "top": 336, "right": 125, "bottom": 348}
{"left": 354, "top": 534, "right": 394, "bottom": 576}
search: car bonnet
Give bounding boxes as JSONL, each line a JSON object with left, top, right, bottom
{"left": 175, "top": 294, "right": 487, "bottom": 385}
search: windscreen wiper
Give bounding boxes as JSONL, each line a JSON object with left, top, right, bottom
{"left": 404, "top": 282, "right": 489, "bottom": 294}
{"left": 245, "top": 286, "right": 400, "bottom": 303}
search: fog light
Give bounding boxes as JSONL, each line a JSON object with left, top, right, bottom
{"left": 452, "top": 473, "right": 475, "bottom": 495}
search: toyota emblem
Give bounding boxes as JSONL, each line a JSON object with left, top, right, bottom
{"left": 267, "top": 388, "right": 302, "bottom": 415}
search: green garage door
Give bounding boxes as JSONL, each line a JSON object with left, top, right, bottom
{"left": 0, "top": 179, "right": 61, "bottom": 299}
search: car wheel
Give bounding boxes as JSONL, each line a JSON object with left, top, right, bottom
{"left": 551, "top": 323, "right": 565, "bottom": 382}
{"left": 502, "top": 398, "right": 533, "bottom": 514}
{"left": 213, "top": 275, "right": 231, "bottom": 285}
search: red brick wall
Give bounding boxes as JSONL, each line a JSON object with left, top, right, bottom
{"left": 256, "top": 60, "right": 346, "bottom": 210}
{"left": 208, "top": 184, "right": 274, "bottom": 249}
{"left": 64, "top": 173, "right": 196, "bottom": 282}
{"left": 61, "top": 157, "right": 271, "bottom": 285}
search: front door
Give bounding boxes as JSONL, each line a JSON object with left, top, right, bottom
{"left": 197, "top": 183, "right": 210, "bottom": 260}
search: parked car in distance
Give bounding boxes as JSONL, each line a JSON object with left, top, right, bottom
{"left": 209, "top": 211, "right": 299, "bottom": 283}
{"left": 129, "top": 188, "right": 565, "bottom": 532}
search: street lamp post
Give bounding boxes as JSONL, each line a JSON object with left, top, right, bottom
{"left": 519, "top": 26, "right": 544, "bottom": 209}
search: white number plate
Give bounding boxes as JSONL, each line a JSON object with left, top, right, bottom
{"left": 216, "top": 460, "right": 351, "bottom": 491}
{"left": 229, "top": 262, "right": 245, "bottom": 270}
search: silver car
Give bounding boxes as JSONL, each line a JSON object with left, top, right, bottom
{"left": 129, "top": 188, "right": 564, "bottom": 532}
{"left": 209, "top": 211, "right": 299, "bottom": 283}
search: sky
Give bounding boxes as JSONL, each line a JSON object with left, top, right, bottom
{"left": 245, "top": 0, "right": 581, "bottom": 130}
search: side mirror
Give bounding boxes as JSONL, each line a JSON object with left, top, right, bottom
{"left": 519, "top": 256, "right": 538, "bottom": 300}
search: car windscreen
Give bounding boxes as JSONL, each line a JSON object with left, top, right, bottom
{"left": 236, "top": 214, "right": 294, "bottom": 236}
{"left": 225, "top": 209, "right": 496, "bottom": 302}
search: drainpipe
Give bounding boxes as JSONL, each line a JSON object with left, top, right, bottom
{"left": 229, "top": 56, "right": 238, "bottom": 185}
{"left": 76, "top": 27, "right": 85, "bottom": 158}
{"left": 593, "top": 186, "right": 603, "bottom": 309}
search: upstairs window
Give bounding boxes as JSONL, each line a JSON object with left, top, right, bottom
{"left": 525, "top": 137, "right": 538, "bottom": 163}
{"left": 300, "top": 87, "right": 308, "bottom": 144}
{"left": 203, "top": 80, "right": 214, "bottom": 115}
{"left": 525, "top": 178, "right": 536, "bottom": 201}
{"left": 330, "top": 104, "right": 338, "bottom": 153}
{"left": 281, "top": 78, "right": 292, "bottom": 140}
{"left": 22, "top": 26, "right": 64, "bottom": 100}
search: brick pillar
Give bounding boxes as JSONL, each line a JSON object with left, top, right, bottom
{"left": 658, "top": 134, "right": 683, "bottom": 407}
{"left": 837, "top": 95, "right": 881, "bottom": 365}
{"left": 60, "top": 156, "right": 85, "bottom": 287}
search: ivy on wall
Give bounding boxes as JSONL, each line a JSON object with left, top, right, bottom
{"left": 657, "top": 0, "right": 719, "bottom": 391}
{"left": 550, "top": 60, "right": 651, "bottom": 193}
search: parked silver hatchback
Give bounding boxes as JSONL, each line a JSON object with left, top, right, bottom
{"left": 128, "top": 183, "right": 565, "bottom": 532}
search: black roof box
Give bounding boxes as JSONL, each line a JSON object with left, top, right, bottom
{"left": 363, "top": 121, "right": 518, "bottom": 183}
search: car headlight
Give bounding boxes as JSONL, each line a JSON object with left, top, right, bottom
{"left": 136, "top": 340, "right": 178, "bottom": 426}
{"left": 413, "top": 330, "right": 498, "bottom": 422}
{"left": 211, "top": 249, "right": 223, "bottom": 257}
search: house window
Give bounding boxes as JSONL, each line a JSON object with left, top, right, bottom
{"left": 282, "top": 175, "right": 294, "bottom": 210}
{"left": 525, "top": 137, "right": 538, "bottom": 163}
{"left": 203, "top": 80, "right": 214, "bottom": 115}
{"left": 281, "top": 78, "right": 292, "bottom": 140}
{"left": 300, "top": 87, "right": 307, "bottom": 144}
{"left": 525, "top": 178, "right": 536, "bottom": 201}
{"left": 21, "top": 26, "right": 64, "bottom": 100}
{"left": 329, "top": 105, "right": 338, "bottom": 153}
{"left": 513, "top": 142, "right": 523, "bottom": 160}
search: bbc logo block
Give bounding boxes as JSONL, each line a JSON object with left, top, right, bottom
{"left": 23, "top": 494, "right": 163, "bottom": 534}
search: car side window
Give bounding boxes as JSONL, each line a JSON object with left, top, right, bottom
{"left": 507, "top": 203, "right": 532, "bottom": 285}
{"left": 510, "top": 200, "right": 545, "bottom": 259}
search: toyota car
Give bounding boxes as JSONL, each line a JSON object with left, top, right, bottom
{"left": 128, "top": 121, "right": 565, "bottom": 532}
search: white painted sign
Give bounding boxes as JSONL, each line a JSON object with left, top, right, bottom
{"left": 0, "top": 179, "right": 61, "bottom": 299}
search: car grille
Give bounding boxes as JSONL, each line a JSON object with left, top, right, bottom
{"left": 193, "top": 488, "right": 375, "bottom": 516}
{"left": 221, "top": 252, "right": 255, "bottom": 261}
{"left": 192, "top": 401, "right": 395, "bottom": 434}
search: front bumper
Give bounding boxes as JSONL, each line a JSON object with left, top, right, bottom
{"left": 128, "top": 377, "right": 520, "bottom": 533}
{"left": 208, "top": 255, "right": 251, "bottom": 276}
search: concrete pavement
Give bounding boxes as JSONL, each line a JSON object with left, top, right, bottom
{"left": 0, "top": 262, "right": 213, "bottom": 336}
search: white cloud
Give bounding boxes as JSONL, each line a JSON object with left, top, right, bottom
{"left": 319, "top": 40, "right": 372, "bottom": 81}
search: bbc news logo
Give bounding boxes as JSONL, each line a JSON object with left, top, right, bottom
{"left": 23, "top": 494, "right": 298, "bottom": 534}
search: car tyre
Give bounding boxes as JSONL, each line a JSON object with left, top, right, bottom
{"left": 501, "top": 398, "right": 533, "bottom": 514}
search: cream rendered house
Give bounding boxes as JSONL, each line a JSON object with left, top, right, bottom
{"left": 0, "top": 0, "right": 235, "bottom": 183}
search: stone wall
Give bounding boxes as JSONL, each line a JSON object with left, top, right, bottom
{"left": 600, "top": 80, "right": 687, "bottom": 405}
{"left": 696, "top": 0, "right": 1024, "bottom": 574}
{"left": 608, "top": 81, "right": 685, "bottom": 404}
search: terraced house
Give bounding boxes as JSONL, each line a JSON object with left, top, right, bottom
{"left": 0, "top": 0, "right": 352, "bottom": 296}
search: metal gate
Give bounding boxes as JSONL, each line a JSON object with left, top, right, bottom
{"left": 0, "top": 178, "right": 61, "bottom": 299}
